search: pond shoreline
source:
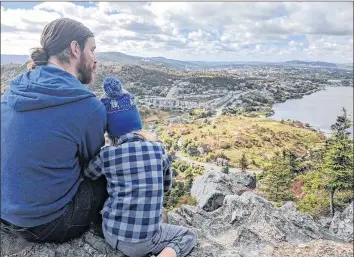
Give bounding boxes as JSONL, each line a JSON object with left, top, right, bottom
{"left": 268, "top": 86, "right": 354, "bottom": 137}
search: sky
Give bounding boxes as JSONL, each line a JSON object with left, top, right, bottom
{"left": 1, "top": 1, "right": 353, "bottom": 63}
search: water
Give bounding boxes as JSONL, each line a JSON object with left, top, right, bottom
{"left": 270, "top": 86, "right": 354, "bottom": 136}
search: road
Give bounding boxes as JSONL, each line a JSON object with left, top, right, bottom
{"left": 175, "top": 152, "right": 263, "bottom": 174}
{"left": 166, "top": 85, "right": 178, "bottom": 98}
{"left": 215, "top": 90, "right": 255, "bottom": 116}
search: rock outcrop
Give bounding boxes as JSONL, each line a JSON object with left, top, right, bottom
{"left": 167, "top": 191, "right": 350, "bottom": 257}
{"left": 329, "top": 201, "right": 353, "bottom": 243}
{"left": 190, "top": 170, "right": 256, "bottom": 212}
{"left": 1, "top": 230, "right": 125, "bottom": 257}
{"left": 1, "top": 171, "right": 353, "bottom": 257}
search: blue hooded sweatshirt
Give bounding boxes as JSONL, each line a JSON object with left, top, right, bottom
{"left": 1, "top": 65, "right": 107, "bottom": 227}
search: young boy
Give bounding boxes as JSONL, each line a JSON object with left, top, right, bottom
{"left": 84, "top": 77, "right": 197, "bottom": 257}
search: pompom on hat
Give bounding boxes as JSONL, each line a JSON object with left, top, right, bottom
{"left": 101, "top": 77, "right": 142, "bottom": 137}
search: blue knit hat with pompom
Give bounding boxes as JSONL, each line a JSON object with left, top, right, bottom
{"left": 101, "top": 77, "right": 142, "bottom": 137}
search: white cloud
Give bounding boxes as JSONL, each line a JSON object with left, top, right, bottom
{"left": 1, "top": 2, "right": 353, "bottom": 62}
{"left": 304, "top": 35, "right": 353, "bottom": 58}
{"left": 1, "top": 31, "right": 41, "bottom": 54}
{"left": 1, "top": 5, "right": 61, "bottom": 32}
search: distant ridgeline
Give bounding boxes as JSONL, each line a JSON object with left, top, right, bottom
{"left": 1, "top": 54, "right": 352, "bottom": 118}
{"left": 284, "top": 60, "right": 338, "bottom": 68}
{"left": 1, "top": 53, "right": 351, "bottom": 68}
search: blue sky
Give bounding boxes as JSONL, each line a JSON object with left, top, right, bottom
{"left": 1, "top": 1, "right": 94, "bottom": 9}
{"left": 1, "top": 2, "right": 353, "bottom": 63}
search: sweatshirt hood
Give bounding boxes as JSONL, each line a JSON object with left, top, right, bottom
{"left": 6, "top": 65, "right": 96, "bottom": 112}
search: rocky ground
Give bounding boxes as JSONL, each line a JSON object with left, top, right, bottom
{"left": 1, "top": 171, "right": 353, "bottom": 257}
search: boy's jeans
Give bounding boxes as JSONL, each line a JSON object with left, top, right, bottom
{"left": 103, "top": 223, "right": 197, "bottom": 257}
{"left": 0, "top": 177, "right": 108, "bottom": 243}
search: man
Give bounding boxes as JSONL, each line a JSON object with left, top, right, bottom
{"left": 1, "top": 18, "right": 108, "bottom": 243}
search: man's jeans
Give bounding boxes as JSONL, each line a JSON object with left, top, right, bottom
{"left": 0, "top": 177, "right": 108, "bottom": 243}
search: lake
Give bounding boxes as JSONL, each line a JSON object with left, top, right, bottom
{"left": 270, "top": 86, "right": 354, "bottom": 136}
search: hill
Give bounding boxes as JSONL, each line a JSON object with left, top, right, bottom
{"left": 0, "top": 53, "right": 200, "bottom": 70}
{"left": 285, "top": 60, "right": 337, "bottom": 68}
{"left": 1, "top": 55, "right": 29, "bottom": 65}
{"left": 159, "top": 115, "right": 325, "bottom": 169}
{"left": 1, "top": 53, "right": 339, "bottom": 70}
{"left": 1, "top": 63, "right": 27, "bottom": 94}
{"left": 0, "top": 62, "right": 181, "bottom": 96}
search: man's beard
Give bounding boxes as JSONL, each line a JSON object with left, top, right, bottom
{"left": 77, "top": 55, "right": 94, "bottom": 84}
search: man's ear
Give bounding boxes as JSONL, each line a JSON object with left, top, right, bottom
{"left": 70, "top": 40, "right": 81, "bottom": 59}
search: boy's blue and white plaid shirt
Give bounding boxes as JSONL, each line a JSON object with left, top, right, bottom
{"left": 84, "top": 133, "right": 172, "bottom": 243}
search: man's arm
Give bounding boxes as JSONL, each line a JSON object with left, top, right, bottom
{"left": 79, "top": 104, "right": 107, "bottom": 166}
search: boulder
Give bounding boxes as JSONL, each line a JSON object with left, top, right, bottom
{"left": 1, "top": 230, "right": 124, "bottom": 257}
{"left": 190, "top": 170, "right": 255, "bottom": 212}
{"left": 318, "top": 217, "right": 333, "bottom": 230}
{"left": 329, "top": 201, "right": 353, "bottom": 242}
{"left": 167, "top": 192, "right": 347, "bottom": 257}
{"left": 279, "top": 201, "right": 298, "bottom": 214}
{"left": 230, "top": 172, "right": 257, "bottom": 189}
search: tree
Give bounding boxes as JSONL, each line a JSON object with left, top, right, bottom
{"left": 175, "top": 181, "right": 185, "bottom": 197}
{"left": 172, "top": 143, "right": 179, "bottom": 151}
{"left": 185, "top": 177, "right": 194, "bottom": 192}
{"left": 323, "top": 108, "right": 353, "bottom": 216}
{"left": 163, "top": 138, "right": 174, "bottom": 151}
{"left": 261, "top": 152, "right": 294, "bottom": 202}
{"left": 284, "top": 151, "right": 301, "bottom": 176}
{"left": 168, "top": 190, "right": 179, "bottom": 207}
{"left": 240, "top": 153, "right": 249, "bottom": 172}
{"left": 329, "top": 107, "right": 351, "bottom": 141}
{"left": 184, "top": 169, "right": 194, "bottom": 181}
{"left": 221, "top": 166, "right": 229, "bottom": 174}
{"left": 297, "top": 170, "right": 329, "bottom": 217}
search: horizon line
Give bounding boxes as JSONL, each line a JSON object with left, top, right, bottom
{"left": 1, "top": 52, "right": 352, "bottom": 65}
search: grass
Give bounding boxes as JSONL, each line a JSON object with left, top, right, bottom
{"left": 160, "top": 115, "right": 325, "bottom": 169}
{"left": 139, "top": 107, "right": 170, "bottom": 125}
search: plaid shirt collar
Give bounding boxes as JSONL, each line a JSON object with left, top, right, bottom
{"left": 117, "top": 133, "right": 144, "bottom": 145}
